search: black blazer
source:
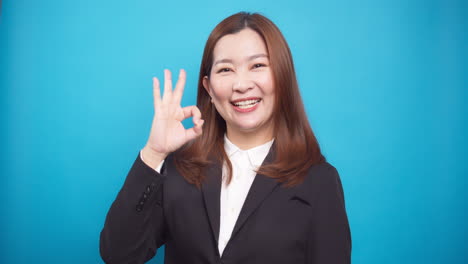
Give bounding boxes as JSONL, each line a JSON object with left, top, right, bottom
{"left": 100, "top": 147, "right": 351, "bottom": 264}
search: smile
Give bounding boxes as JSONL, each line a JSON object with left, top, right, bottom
{"left": 233, "top": 99, "right": 261, "bottom": 108}
{"left": 231, "top": 98, "right": 261, "bottom": 113}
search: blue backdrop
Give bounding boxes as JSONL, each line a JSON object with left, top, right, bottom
{"left": 1, "top": 0, "right": 466, "bottom": 263}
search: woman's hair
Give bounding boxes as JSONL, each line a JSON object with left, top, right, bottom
{"left": 174, "top": 11, "right": 326, "bottom": 188}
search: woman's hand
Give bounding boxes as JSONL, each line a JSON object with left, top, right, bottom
{"left": 141, "top": 69, "right": 204, "bottom": 169}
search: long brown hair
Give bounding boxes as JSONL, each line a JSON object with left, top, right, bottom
{"left": 174, "top": 12, "right": 325, "bottom": 188}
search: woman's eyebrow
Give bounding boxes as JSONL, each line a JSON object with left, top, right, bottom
{"left": 213, "top": 58, "right": 233, "bottom": 66}
{"left": 247, "top": 53, "right": 268, "bottom": 61}
{"left": 213, "top": 54, "right": 269, "bottom": 66}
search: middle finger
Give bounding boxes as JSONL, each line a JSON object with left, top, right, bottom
{"left": 173, "top": 69, "right": 186, "bottom": 105}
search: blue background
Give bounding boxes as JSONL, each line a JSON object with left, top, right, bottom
{"left": 1, "top": 0, "right": 466, "bottom": 263}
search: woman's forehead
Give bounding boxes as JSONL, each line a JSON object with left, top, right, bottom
{"left": 212, "top": 28, "right": 268, "bottom": 62}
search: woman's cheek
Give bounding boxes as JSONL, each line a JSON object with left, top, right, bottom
{"left": 211, "top": 79, "right": 232, "bottom": 99}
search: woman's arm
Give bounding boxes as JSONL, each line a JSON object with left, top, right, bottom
{"left": 100, "top": 69, "right": 203, "bottom": 263}
{"left": 100, "top": 153, "right": 166, "bottom": 263}
{"left": 307, "top": 165, "right": 352, "bottom": 263}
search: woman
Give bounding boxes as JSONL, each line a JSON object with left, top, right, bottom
{"left": 100, "top": 12, "right": 351, "bottom": 264}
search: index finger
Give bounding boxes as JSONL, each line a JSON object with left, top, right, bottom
{"left": 182, "top": 105, "right": 202, "bottom": 124}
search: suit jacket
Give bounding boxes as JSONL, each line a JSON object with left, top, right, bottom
{"left": 100, "top": 147, "right": 351, "bottom": 264}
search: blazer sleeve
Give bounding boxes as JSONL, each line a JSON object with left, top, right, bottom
{"left": 100, "top": 153, "right": 167, "bottom": 264}
{"left": 307, "top": 165, "right": 352, "bottom": 264}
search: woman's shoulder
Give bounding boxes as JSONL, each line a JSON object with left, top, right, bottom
{"left": 303, "top": 161, "right": 340, "bottom": 184}
{"left": 289, "top": 161, "right": 344, "bottom": 205}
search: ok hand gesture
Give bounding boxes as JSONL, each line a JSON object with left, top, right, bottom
{"left": 141, "top": 69, "right": 204, "bottom": 169}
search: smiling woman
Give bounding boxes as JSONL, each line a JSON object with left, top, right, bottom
{"left": 203, "top": 28, "right": 276, "bottom": 149}
{"left": 100, "top": 12, "right": 351, "bottom": 264}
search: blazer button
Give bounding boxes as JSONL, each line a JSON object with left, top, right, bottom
{"left": 136, "top": 205, "right": 143, "bottom": 212}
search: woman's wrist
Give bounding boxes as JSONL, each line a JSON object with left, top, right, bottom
{"left": 141, "top": 145, "right": 168, "bottom": 170}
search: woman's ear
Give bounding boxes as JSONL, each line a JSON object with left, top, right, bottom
{"left": 202, "top": 76, "right": 211, "bottom": 96}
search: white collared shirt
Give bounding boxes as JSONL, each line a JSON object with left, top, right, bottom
{"left": 218, "top": 135, "right": 274, "bottom": 256}
{"left": 140, "top": 135, "right": 274, "bottom": 256}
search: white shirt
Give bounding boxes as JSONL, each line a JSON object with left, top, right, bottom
{"left": 140, "top": 135, "right": 274, "bottom": 256}
{"left": 218, "top": 135, "right": 274, "bottom": 256}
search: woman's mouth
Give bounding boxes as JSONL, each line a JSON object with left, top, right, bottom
{"left": 231, "top": 98, "right": 261, "bottom": 112}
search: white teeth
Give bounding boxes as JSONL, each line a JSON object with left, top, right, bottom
{"left": 233, "top": 99, "right": 261, "bottom": 107}
{"left": 237, "top": 103, "right": 258, "bottom": 109}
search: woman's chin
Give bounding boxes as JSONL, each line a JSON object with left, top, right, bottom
{"left": 228, "top": 120, "right": 271, "bottom": 134}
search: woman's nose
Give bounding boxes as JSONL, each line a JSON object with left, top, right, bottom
{"left": 232, "top": 78, "right": 254, "bottom": 93}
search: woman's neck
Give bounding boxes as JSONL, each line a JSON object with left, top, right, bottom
{"left": 225, "top": 125, "right": 274, "bottom": 150}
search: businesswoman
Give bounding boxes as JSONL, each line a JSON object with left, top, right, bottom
{"left": 100, "top": 12, "right": 351, "bottom": 264}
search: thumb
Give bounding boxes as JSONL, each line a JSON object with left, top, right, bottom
{"left": 184, "top": 119, "right": 204, "bottom": 141}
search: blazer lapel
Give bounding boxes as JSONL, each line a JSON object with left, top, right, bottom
{"left": 201, "top": 161, "right": 222, "bottom": 245}
{"left": 230, "top": 146, "right": 280, "bottom": 239}
{"left": 201, "top": 145, "right": 280, "bottom": 247}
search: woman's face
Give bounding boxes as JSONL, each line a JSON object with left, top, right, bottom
{"left": 203, "top": 28, "right": 275, "bottom": 137}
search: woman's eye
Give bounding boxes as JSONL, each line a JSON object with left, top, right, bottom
{"left": 217, "top": 68, "right": 231, "bottom": 73}
{"left": 253, "top": 63, "right": 266, "bottom": 69}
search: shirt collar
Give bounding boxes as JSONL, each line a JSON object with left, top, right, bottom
{"left": 223, "top": 134, "right": 275, "bottom": 167}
